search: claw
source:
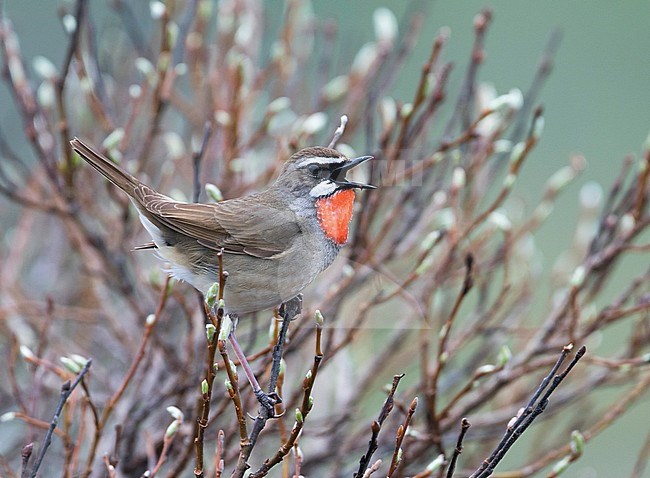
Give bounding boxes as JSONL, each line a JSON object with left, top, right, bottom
{"left": 254, "top": 389, "right": 283, "bottom": 418}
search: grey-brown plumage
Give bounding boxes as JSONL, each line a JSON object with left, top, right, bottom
{"left": 70, "top": 138, "right": 374, "bottom": 314}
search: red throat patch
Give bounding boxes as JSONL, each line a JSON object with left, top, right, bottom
{"left": 316, "top": 189, "right": 355, "bottom": 245}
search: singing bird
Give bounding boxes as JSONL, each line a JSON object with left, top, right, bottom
{"left": 70, "top": 138, "right": 374, "bottom": 314}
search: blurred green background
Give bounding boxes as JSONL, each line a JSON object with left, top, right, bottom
{"left": 1, "top": 1, "right": 649, "bottom": 476}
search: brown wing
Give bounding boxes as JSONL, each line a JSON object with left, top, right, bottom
{"left": 133, "top": 185, "right": 301, "bottom": 258}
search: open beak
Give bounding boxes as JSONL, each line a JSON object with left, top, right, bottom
{"left": 331, "top": 155, "right": 376, "bottom": 190}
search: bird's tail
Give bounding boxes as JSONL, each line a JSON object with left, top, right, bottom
{"left": 70, "top": 137, "right": 140, "bottom": 197}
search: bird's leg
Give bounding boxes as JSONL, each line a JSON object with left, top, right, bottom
{"left": 227, "top": 295, "right": 302, "bottom": 417}
{"left": 227, "top": 329, "right": 281, "bottom": 413}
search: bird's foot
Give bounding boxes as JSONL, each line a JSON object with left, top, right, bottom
{"left": 254, "top": 389, "right": 283, "bottom": 417}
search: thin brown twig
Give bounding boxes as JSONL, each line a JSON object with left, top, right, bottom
{"left": 195, "top": 251, "right": 226, "bottom": 478}
{"left": 249, "top": 314, "right": 324, "bottom": 477}
{"left": 387, "top": 397, "right": 419, "bottom": 477}
{"left": 353, "top": 374, "right": 405, "bottom": 478}
{"left": 29, "top": 359, "right": 92, "bottom": 478}
{"left": 56, "top": 0, "right": 87, "bottom": 193}
{"left": 446, "top": 418, "right": 471, "bottom": 478}
{"left": 214, "top": 430, "right": 225, "bottom": 478}
{"left": 218, "top": 340, "right": 248, "bottom": 445}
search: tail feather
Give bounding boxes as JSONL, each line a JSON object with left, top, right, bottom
{"left": 70, "top": 137, "right": 140, "bottom": 198}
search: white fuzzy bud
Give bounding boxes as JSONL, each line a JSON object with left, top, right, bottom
{"left": 36, "top": 81, "right": 56, "bottom": 110}
{"left": 60, "top": 356, "right": 82, "bottom": 373}
{"left": 267, "top": 96, "right": 291, "bottom": 114}
{"left": 503, "top": 173, "right": 516, "bottom": 189}
{"left": 534, "top": 200, "right": 553, "bottom": 223}
{"left": 219, "top": 315, "right": 233, "bottom": 341}
{"left": 205, "top": 324, "right": 216, "bottom": 342}
{"left": 400, "top": 102, "right": 413, "bottom": 118}
{"left": 214, "top": 110, "right": 232, "bottom": 127}
{"left": 379, "top": 97, "right": 397, "bottom": 128}
{"left": 32, "top": 56, "right": 57, "bottom": 80}
{"left": 373, "top": 8, "right": 398, "bottom": 44}
{"left": 129, "top": 84, "right": 142, "bottom": 99}
{"left": 351, "top": 43, "right": 378, "bottom": 75}
{"left": 425, "top": 455, "right": 445, "bottom": 472}
{"left": 570, "top": 430, "right": 584, "bottom": 455}
{"left": 570, "top": 265, "right": 586, "bottom": 288}
{"left": 497, "top": 345, "right": 512, "bottom": 366}
{"left": 205, "top": 183, "right": 224, "bottom": 202}
{"left": 493, "top": 139, "right": 513, "bottom": 154}
{"left": 102, "top": 128, "right": 124, "bottom": 151}
{"left": 162, "top": 132, "right": 185, "bottom": 160}
{"left": 451, "top": 167, "right": 466, "bottom": 189}
{"left": 150, "top": 1, "right": 166, "bottom": 19}
{"left": 165, "top": 420, "right": 179, "bottom": 438}
{"left": 20, "top": 345, "right": 35, "bottom": 360}
{"left": 205, "top": 282, "right": 219, "bottom": 308}
{"left": 420, "top": 230, "right": 441, "bottom": 251}
{"left": 488, "top": 88, "right": 523, "bottom": 112}
{"left": 321, "top": 75, "right": 349, "bottom": 102}
{"left": 1, "top": 412, "right": 16, "bottom": 422}
{"left": 509, "top": 142, "right": 526, "bottom": 165}
{"left": 166, "top": 406, "right": 183, "bottom": 421}
{"left": 314, "top": 310, "right": 324, "bottom": 326}
{"left": 532, "top": 115, "right": 545, "bottom": 140}
{"left": 551, "top": 456, "right": 571, "bottom": 475}
{"left": 488, "top": 210, "right": 512, "bottom": 232}
{"left": 37, "top": 82, "right": 56, "bottom": 109}
{"left": 135, "top": 57, "right": 156, "bottom": 84}
{"left": 619, "top": 213, "right": 635, "bottom": 236}
{"left": 302, "top": 112, "right": 327, "bottom": 135}
{"left": 167, "top": 21, "right": 179, "bottom": 48}
{"left": 475, "top": 364, "right": 496, "bottom": 375}
{"left": 547, "top": 166, "right": 575, "bottom": 192}
{"left": 70, "top": 354, "right": 88, "bottom": 368}
{"left": 579, "top": 182, "right": 603, "bottom": 210}
{"left": 62, "top": 15, "right": 77, "bottom": 34}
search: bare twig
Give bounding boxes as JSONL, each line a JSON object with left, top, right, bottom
{"left": 57, "top": 0, "right": 87, "bottom": 192}
{"left": 20, "top": 443, "right": 33, "bottom": 478}
{"left": 354, "top": 374, "right": 405, "bottom": 478}
{"left": 195, "top": 251, "right": 226, "bottom": 478}
{"left": 387, "top": 397, "right": 419, "bottom": 477}
{"left": 192, "top": 121, "right": 213, "bottom": 203}
{"left": 328, "top": 114, "right": 348, "bottom": 148}
{"left": 29, "top": 359, "right": 92, "bottom": 478}
{"left": 471, "top": 345, "right": 586, "bottom": 478}
{"left": 446, "top": 418, "right": 471, "bottom": 478}
{"left": 214, "top": 430, "right": 225, "bottom": 478}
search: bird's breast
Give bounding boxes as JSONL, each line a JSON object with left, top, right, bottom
{"left": 315, "top": 189, "right": 355, "bottom": 245}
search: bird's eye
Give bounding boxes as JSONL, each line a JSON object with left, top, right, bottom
{"left": 307, "top": 164, "right": 320, "bottom": 177}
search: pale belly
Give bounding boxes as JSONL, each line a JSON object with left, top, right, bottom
{"left": 162, "top": 238, "right": 339, "bottom": 315}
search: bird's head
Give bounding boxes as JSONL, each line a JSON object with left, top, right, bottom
{"left": 276, "top": 146, "right": 375, "bottom": 199}
{"left": 275, "top": 147, "right": 375, "bottom": 245}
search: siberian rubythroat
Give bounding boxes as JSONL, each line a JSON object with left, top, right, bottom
{"left": 70, "top": 138, "right": 375, "bottom": 314}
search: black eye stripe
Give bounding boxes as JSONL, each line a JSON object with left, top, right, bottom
{"left": 306, "top": 163, "right": 338, "bottom": 179}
